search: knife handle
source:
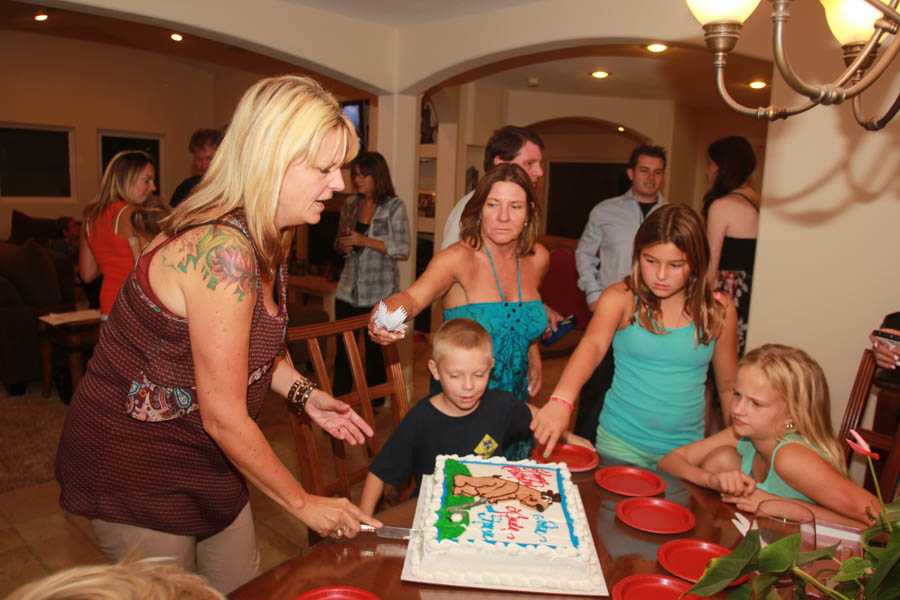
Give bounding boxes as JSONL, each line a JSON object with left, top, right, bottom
{"left": 360, "top": 524, "right": 376, "bottom": 533}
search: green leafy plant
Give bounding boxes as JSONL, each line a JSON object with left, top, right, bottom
{"left": 685, "top": 431, "right": 900, "bottom": 599}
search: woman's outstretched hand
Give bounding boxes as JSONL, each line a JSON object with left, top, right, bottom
{"left": 297, "top": 493, "right": 383, "bottom": 539}
{"left": 305, "top": 390, "right": 374, "bottom": 445}
{"left": 367, "top": 312, "right": 405, "bottom": 345}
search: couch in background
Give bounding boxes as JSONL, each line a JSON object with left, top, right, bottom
{"left": 1, "top": 211, "right": 77, "bottom": 395}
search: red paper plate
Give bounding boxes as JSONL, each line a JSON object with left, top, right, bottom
{"left": 531, "top": 443, "right": 599, "bottom": 472}
{"left": 612, "top": 574, "right": 700, "bottom": 600}
{"left": 615, "top": 497, "right": 696, "bottom": 534}
{"left": 294, "top": 587, "right": 380, "bottom": 600}
{"left": 657, "top": 539, "right": 732, "bottom": 582}
{"left": 594, "top": 465, "right": 666, "bottom": 496}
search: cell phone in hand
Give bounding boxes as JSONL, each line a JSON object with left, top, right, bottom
{"left": 873, "top": 329, "right": 900, "bottom": 350}
{"left": 542, "top": 315, "right": 576, "bottom": 346}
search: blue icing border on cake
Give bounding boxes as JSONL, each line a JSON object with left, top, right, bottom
{"left": 439, "top": 458, "right": 579, "bottom": 549}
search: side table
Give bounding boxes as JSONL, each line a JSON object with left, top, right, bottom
{"left": 38, "top": 311, "right": 102, "bottom": 398}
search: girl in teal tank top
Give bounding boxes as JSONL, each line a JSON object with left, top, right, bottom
{"left": 535, "top": 204, "right": 738, "bottom": 464}
{"left": 659, "top": 344, "right": 881, "bottom": 529}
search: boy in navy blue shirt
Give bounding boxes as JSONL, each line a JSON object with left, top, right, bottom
{"left": 360, "top": 318, "right": 589, "bottom": 515}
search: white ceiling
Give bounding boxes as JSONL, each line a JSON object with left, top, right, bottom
{"left": 283, "top": 0, "right": 543, "bottom": 27}
{"left": 1, "top": 0, "right": 772, "bottom": 108}
{"left": 475, "top": 48, "right": 773, "bottom": 108}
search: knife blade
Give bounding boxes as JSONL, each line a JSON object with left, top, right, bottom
{"left": 360, "top": 524, "right": 421, "bottom": 540}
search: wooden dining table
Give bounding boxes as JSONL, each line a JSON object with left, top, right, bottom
{"left": 230, "top": 457, "right": 744, "bottom": 599}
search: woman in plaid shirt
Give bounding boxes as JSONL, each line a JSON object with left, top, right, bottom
{"left": 333, "top": 152, "right": 410, "bottom": 398}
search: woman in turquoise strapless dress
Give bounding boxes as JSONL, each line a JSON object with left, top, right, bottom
{"left": 369, "top": 164, "right": 549, "bottom": 459}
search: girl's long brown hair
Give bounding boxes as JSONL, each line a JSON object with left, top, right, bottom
{"left": 625, "top": 203, "right": 724, "bottom": 345}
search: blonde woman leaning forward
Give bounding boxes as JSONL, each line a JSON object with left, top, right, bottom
{"left": 56, "top": 75, "right": 381, "bottom": 594}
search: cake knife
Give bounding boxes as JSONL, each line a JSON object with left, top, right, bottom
{"left": 360, "top": 524, "right": 421, "bottom": 540}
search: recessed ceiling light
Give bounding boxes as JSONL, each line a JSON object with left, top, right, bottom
{"left": 591, "top": 71, "right": 609, "bottom": 79}
{"left": 170, "top": 33, "right": 184, "bottom": 42}
{"left": 749, "top": 80, "right": 767, "bottom": 89}
{"left": 34, "top": 12, "right": 48, "bottom": 21}
{"left": 617, "top": 126, "right": 625, "bottom": 132}
{"left": 646, "top": 43, "right": 668, "bottom": 53}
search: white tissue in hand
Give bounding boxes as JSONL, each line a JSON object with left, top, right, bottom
{"left": 374, "top": 301, "right": 408, "bottom": 332}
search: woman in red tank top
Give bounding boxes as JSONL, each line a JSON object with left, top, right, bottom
{"left": 79, "top": 150, "right": 159, "bottom": 315}
{"left": 57, "top": 76, "right": 381, "bottom": 594}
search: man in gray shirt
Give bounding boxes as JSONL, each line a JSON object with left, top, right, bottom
{"left": 573, "top": 144, "right": 667, "bottom": 441}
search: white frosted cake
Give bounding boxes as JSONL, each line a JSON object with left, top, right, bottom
{"left": 409, "top": 454, "right": 604, "bottom": 593}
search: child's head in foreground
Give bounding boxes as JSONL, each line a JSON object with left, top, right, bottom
{"left": 6, "top": 556, "right": 224, "bottom": 600}
{"left": 428, "top": 318, "right": 494, "bottom": 416}
{"left": 737, "top": 343, "right": 846, "bottom": 475}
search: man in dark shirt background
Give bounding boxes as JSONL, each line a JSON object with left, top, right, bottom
{"left": 169, "top": 128, "right": 222, "bottom": 208}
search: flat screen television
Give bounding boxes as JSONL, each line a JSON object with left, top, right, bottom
{"left": 340, "top": 99, "right": 369, "bottom": 152}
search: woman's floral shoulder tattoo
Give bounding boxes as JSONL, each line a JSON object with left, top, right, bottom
{"left": 165, "top": 226, "right": 256, "bottom": 302}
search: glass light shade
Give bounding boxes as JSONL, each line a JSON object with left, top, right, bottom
{"left": 820, "top": 0, "right": 881, "bottom": 45}
{"left": 685, "top": 0, "right": 762, "bottom": 25}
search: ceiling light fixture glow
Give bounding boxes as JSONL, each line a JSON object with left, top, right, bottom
{"left": 749, "top": 80, "right": 767, "bottom": 89}
{"left": 170, "top": 33, "right": 184, "bottom": 42}
{"left": 646, "top": 43, "right": 668, "bottom": 52}
{"left": 685, "top": 0, "right": 900, "bottom": 130}
{"left": 591, "top": 70, "right": 609, "bottom": 79}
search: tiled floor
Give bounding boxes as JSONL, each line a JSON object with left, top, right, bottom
{"left": 0, "top": 336, "right": 569, "bottom": 597}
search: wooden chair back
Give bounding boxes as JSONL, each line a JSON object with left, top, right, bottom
{"left": 284, "top": 313, "right": 409, "bottom": 500}
{"left": 837, "top": 349, "right": 900, "bottom": 499}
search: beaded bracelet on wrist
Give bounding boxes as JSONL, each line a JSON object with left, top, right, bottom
{"left": 286, "top": 375, "right": 317, "bottom": 415}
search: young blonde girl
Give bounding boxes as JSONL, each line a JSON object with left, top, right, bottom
{"left": 532, "top": 203, "right": 738, "bottom": 466}
{"left": 658, "top": 344, "right": 880, "bottom": 528}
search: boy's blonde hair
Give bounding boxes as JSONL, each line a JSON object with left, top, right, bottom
{"left": 741, "top": 344, "right": 847, "bottom": 476}
{"left": 626, "top": 203, "right": 725, "bottom": 345}
{"left": 163, "top": 74, "right": 358, "bottom": 278}
{"left": 432, "top": 318, "right": 493, "bottom": 365}
{"left": 6, "top": 556, "right": 224, "bottom": 600}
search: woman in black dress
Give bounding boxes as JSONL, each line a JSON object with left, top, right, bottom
{"left": 703, "top": 136, "right": 759, "bottom": 357}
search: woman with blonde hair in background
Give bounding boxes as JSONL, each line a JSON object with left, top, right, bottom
{"left": 56, "top": 75, "right": 381, "bottom": 594}
{"left": 79, "top": 150, "right": 158, "bottom": 316}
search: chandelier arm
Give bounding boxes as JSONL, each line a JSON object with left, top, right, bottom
{"left": 844, "top": 36, "right": 900, "bottom": 97}
{"left": 714, "top": 61, "right": 817, "bottom": 120}
{"left": 862, "top": 0, "right": 900, "bottom": 25}
{"left": 770, "top": 0, "right": 826, "bottom": 100}
{"left": 832, "top": 34, "right": 885, "bottom": 89}
{"left": 852, "top": 88, "right": 900, "bottom": 130}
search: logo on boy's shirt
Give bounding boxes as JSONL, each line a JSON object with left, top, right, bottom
{"left": 473, "top": 434, "right": 499, "bottom": 458}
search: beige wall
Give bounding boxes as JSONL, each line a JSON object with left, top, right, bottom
{"left": 0, "top": 31, "right": 272, "bottom": 237}
{"left": 747, "top": 0, "right": 900, "bottom": 427}
{"left": 0, "top": 30, "right": 214, "bottom": 233}
{"left": 0, "top": 31, "right": 303, "bottom": 239}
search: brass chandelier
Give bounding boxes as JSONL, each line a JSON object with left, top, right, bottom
{"left": 685, "top": 0, "right": 900, "bottom": 130}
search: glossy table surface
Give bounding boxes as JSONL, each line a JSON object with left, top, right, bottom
{"left": 230, "top": 459, "right": 742, "bottom": 599}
